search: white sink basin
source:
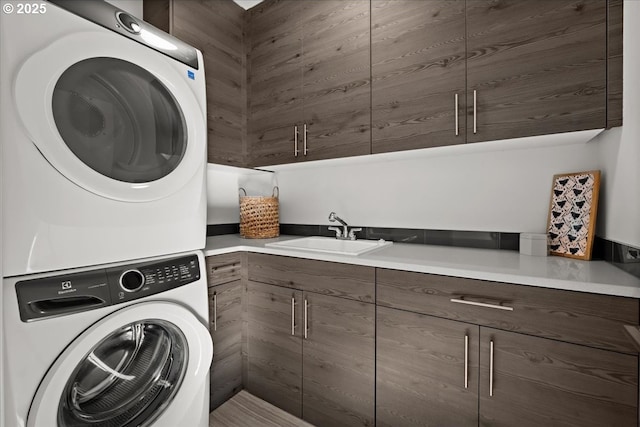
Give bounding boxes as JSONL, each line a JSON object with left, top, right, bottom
{"left": 265, "top": 236, "right": 392, "bottom": 256}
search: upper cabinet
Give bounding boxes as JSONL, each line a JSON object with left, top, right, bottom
{"left": 466, "top": 0, "right": 607, "bottom": 143}
{"left": 248, "top": 0, "right": 304, "bottom": 167}
{"left": 371, "top": 0, "right": 467, "bottom": 154}
{"left": 147, "top": 0, "right": 621, "bottom": 166}
{"left": 248, "top": 0, "right": 370, "bottom": 167}
{"left": 371, "top": 0, "right": 613, "bottom": 154}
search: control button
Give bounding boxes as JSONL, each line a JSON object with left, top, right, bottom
{"left": 119, "top": 269, "right": 145, "bottom": 292}
{"left": 116, "top": 12, "right": 141, "bottom": 34}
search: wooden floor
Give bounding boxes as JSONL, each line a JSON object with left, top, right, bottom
{"left": 209, "top": 391, "right": 314, "bottom": 427}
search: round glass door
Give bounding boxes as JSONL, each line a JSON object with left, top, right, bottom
{"left": 51, "top": 57, "right": 187, "bottom": 184}
{"left": 57, "top": 320, "right": 188, "bottom": 427}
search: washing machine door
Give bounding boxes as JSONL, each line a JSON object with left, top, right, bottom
{"left": 14, "top": 31, "right": 206, "bottom": 202}
{"left": 27, "top": 302, "right": 212, "bottom": 427}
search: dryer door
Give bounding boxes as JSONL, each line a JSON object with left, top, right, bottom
{"left": 14, "top": 31, "right": 206, "bottom": 202}
{"left": 27, "top": 302, "right": 212, "bottom": 427}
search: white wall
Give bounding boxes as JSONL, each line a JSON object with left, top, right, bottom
{"left": 272, "top": 134, "right": 601, "bottom": 233}
{"left": 207, "top": 164, "right": 277, "bottom": 225}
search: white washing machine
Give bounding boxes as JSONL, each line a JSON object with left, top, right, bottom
{"left": 0, "top": 0, "right": 207, "bottom": 276}
{"left": 2, "top": 250, "right": 213, "bottom": 427}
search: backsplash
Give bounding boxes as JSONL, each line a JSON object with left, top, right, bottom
{"left": 206, "top": 224, "right": 640, "bottom": 280}
{"left": 594, "top": 237, "right": 640, "bottom": 280}
{"left": 208, "top": 223, "right": 519, "bottom": 251}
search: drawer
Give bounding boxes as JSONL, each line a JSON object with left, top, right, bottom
{"left": 248, "top": 253, "right": 375, "bottom": 303}
{"left": 206, "top": 253, "right": 243, "bottom": 287}
{"left": 377, "top": 269, "right": 639, "bottom": 354}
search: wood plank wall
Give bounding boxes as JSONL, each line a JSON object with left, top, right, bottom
{"left": 145, "top": 0, "right": 247, "bottom": 166}
{"left": 607, "top": 0, "right": 623, "bottom": 128}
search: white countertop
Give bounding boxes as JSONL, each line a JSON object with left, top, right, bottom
{"left": 204, "top": 234, "right": 640, "bottom": 298}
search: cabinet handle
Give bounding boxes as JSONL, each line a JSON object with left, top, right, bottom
{"left": 210, "top": 263, "right": 239, "bottom": 275}
{"left": 303, "top": 124, "right": 308, "bottom": 156}
{"left": 450, "top": 297, "right": 513, "bottom": 311}
{"left": 455, "top": 93, "right": 459, "bottom": 136}
{"left": 304, "top": 298, "right": 309, "bottom": 339}
{"left": 473, "top": 90, "right": 477, "bottom": 134}
{"left": 464, "top": 334, "right": 469, "bottom": 389}
{"left": 489, "top": 340, "right": 494, "bottom": 397}
{"left": 291, "top": 296, "right": 296, "bottom": 336}
{"left": 213, "top": 292, "right": 217, "bottom": 332}
{"left": 294, "top": 125, "right": 299, "bottom": 157}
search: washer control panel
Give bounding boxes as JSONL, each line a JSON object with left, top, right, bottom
{"left": 107, "top": 255, "right": 200, "bottom": 304}
{"left": 16, "top": 254, "right": 200, "bottom": 322}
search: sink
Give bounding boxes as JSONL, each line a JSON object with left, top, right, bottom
{"left": 265, "top": 236, "right": 392, "bottom": 256}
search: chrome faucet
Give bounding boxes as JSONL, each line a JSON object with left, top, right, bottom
{"left": 328, "top": 212, "right": 362, "bottom": 240}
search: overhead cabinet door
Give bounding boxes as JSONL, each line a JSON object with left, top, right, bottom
{"left": 249, "top": 0, "right": 370, "bottom": 167}
{"left": 249, "top": 0, "right": 304, "bottom": 167}
{"left": 466, "top": 0, "right": 607, "bottom": 143}
{"left": 301, "top": 1, "right": 371, "bottom": 162}
{"left": 371, "top": 0, "right": 466, "bottom": 153}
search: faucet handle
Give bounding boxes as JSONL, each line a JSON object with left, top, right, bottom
{"left": 348, "top": 228, "right": 363, "bottom": 240}
{"left": 328, "top": 226, "right": 342, "bottom": 239}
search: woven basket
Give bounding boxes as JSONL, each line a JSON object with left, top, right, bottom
{"left": 239, "top": 187, "right": 280, "bottom": 239}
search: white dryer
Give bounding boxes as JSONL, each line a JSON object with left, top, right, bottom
{"left": 0, "top": 0, "right": 207, "bottom": 276}
{"left": 3, "top": 251, "right": 213, "bottom": 427}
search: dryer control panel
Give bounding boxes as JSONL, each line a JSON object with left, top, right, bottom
{"left": 16, "top": 254, "right": 200, "bottom": 322}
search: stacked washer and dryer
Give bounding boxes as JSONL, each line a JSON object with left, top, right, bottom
{"left": 1, "top": 1, "right": 212, "bottom": 426}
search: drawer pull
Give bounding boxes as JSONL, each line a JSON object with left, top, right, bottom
{"left": 210, "top": 263, "right": 239, "bottom": 275}
{"left": 303, "top": 123, "right": 308, "bottom": 156}
{"left": 489, "top": 340, "right": 494, "bottom": 397}
{"left": 473, "top": 89, "right": 477, "bottom": 134}
{"left": 213, "top": 292, "right": 217, "bottom": 332}
{"left": 304, "top": 299, "right": 309, "bottom": 339}
{"left": 294, "top": 125, "right": 299, "bottom": 157}
{"left": 464, "top": 334, "right": 469, "bottom": 389}
{"left": 291, "top": 296, "right": 296, "bottom": 336}
{"left": 455, "top": 93, "right": 459, "bottom": 136}
{"left": 450, "top": 297, "right": 513, "bottom": 311}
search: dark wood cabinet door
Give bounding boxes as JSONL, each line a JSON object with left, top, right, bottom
{"left": 371, "top": 0, "right": 466, "bottom": 154}
{"left": 247, "top": 281, "right": 303, "bottom": 417}
{"left": 248, "top": 0, "right": 303, "bottom": 167}
{"left": 301, "top": 1, "right": 371, "bottom": 161}
{"left": 302, "top": 293, "right": 375, "bottom": 427}
{"left": 479, "top": 328, "right": 638, "bottom": 427}
{"left": 466, "top": 0, "right": 607, "bottom": 143}
{"left": 208, "top": 279, "right": 243, "bottom": 410}
{"left": 172, "top": 0, "right": 245, "bottom": 166}
{"left": 377, "top": 306, "right": 479, "bottom": 427}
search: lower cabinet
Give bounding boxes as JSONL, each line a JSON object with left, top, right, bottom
{"left": 247, "top": 280, "right": 375, "bottom": 427}
{"left": 377, "top": 307, "right": 479, "bottom": 427}
{"left": 378, "top": 306, "right": 638, "bottom": 427}
{"left": 211, "top": 254, "right": 638, "bottom": 426}
{"left": 377, "top": 268, "right": 639, "bottom": 427}
{"left": 302, "top": 292, "right": 375, "bottom": 427}
{"left": 479, "top": 328, "right": 638, "bottom": 427}
{"left": 208, "top": 279, "right": 243, "bottom": 410}
{"left": 246, "top": 281, "right": 303, "bottom": 416}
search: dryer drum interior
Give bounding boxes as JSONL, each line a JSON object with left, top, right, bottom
{"left": 58, "top": 319, "right": 188, "bottom": 427}
{"left": 51, "top": 57, "right": 187, "bottom": 184}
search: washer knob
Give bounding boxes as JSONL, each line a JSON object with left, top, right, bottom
{"left": 120, "top": 269, "right": 145, "bottom": 292}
